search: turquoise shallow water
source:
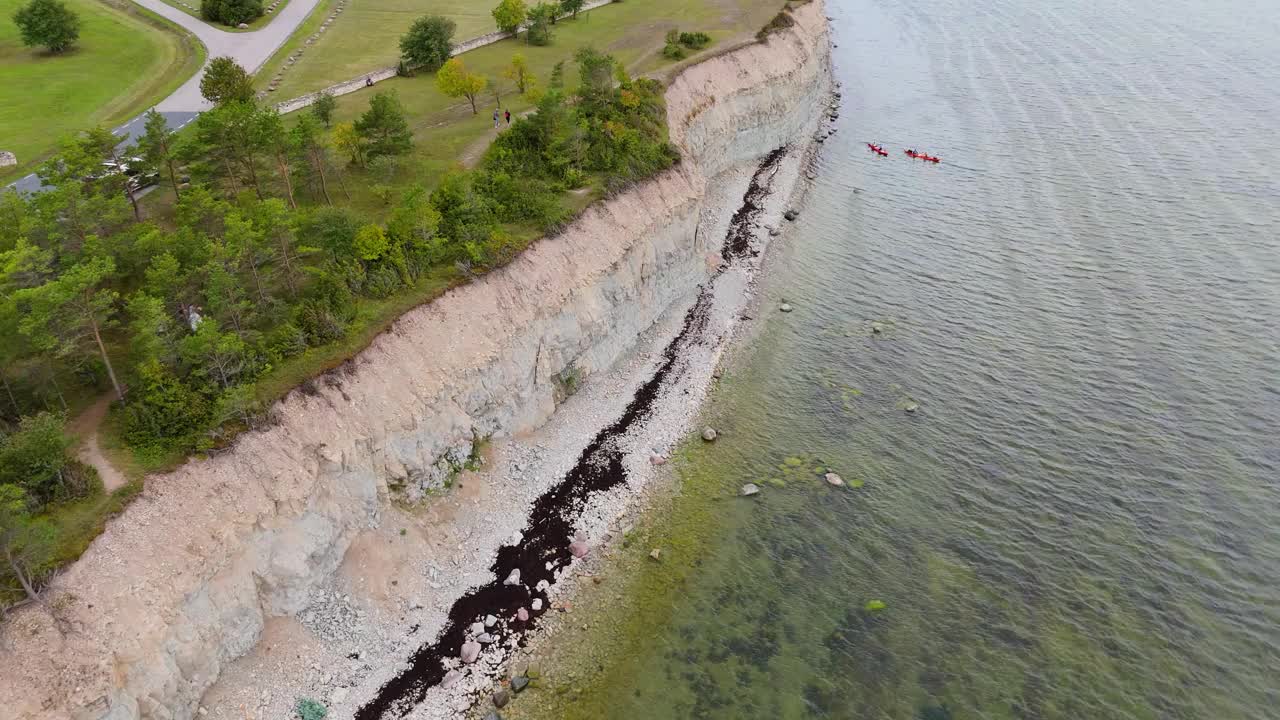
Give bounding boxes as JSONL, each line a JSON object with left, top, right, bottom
{"left": 566, "top": 0, "right": 1280, "bottom": 717}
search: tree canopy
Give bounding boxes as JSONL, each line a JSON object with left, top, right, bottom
{"left": 400, "top": 15, "right": 456, "bottom": 72}
{"left": 491, "top": 0, "right": 527, "bottom": 33}
{"left": 200, "top": 56, "right": 256, "bottom": 106}
{"left": 354, "top": 91, "right": 413, "bottom": 160}
{"left": 12, "top": 0, "right": 80, "bottom": 53}
{"left": 436, "top": 58, "right": 487, "bottom": 115}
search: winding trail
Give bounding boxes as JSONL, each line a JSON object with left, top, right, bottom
{"left": 67, "top": 394, "right": 128, "bottom": 492}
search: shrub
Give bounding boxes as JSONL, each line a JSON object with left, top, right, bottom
{"left": 201, "top": 0, "right": 263, "bottom": 27}
{"left": 122, "top": 361, "right": 210, "bottom": 454}
{"left": 679, "top": 31, "right": 712, "bottom": 49}
{"left": 295, "top": 698, "right": 327, "bottom": 720}
{"left": 756, "top": 9, "right": 795, "bottom": 40}
{"left": 662, "top": 42, "right": 686, "bottom": 60}
{"left": 264, "top": 322, "right": 308, "bottom": 362}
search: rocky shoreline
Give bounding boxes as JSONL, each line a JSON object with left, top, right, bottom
{"left": 0, "top": 3, "right": 832, "bottom": 718}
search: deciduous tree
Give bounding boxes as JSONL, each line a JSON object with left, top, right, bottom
{"left": 491, "top": 0, "right": 526, "bottom": 33}
{"left": 400, "top": 15, "right": 455, "bottom": 72}
{"left": 200, "top": 56, "right": 255, "bottom": 106}
{"left": 436, "top": 58, "right": 487, "bottom": 114}
{"left": 503, "top": 53, "right": 535, "bottom": 94}
{"left": 559, "top": 0, "right": 584, "bottom": 19}
{"left": 332, "top": 121, "right": 365, "bottom": 167}
{"left": 12, "top": 0, "right": 80, "bottom": 53}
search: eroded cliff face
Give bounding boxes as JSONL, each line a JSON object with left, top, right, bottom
{"left": 0, "top": 5, "right": 830, "bottom": 718}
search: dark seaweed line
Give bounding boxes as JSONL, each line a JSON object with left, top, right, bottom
{"left": 356, "top": 147, "right": 787, "bottom": 719}
{"left": 723, "top": 146, "right": 789, "bottom": 261}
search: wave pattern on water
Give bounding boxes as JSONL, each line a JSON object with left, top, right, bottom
{"left": 565, "top": 0, "right": 1280, "bottom": 717}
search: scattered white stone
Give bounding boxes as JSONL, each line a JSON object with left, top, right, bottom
{"left": 741, "top": 483, "right": 760, "bottom": 496}
{"left": 531, "top": 598, "right": 543, "bottom": 611}
{"left": 569, "top": 540, "right": 590, "bottom": 558}
{"left": 484, "top": 614, "right": 497, "bottom": 627}
{"left": 460, "top": 641, "right": 482, "bottom": 664}
{"left": 825, "top": 473, "right": 845, "bottom": 487}
{"left": 701, "top": 427, "right": 718, "bottom": 442}
{"left": 780, "top": 302, "right": 793, "bottom": 312}
{"left": 470, "top": 621, "right": 485, "bottom": 635}
{"left": 503, "top": 569, "right": 521, "bottom": 586}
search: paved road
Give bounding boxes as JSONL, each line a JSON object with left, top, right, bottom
{"left": 6, "top": 0, "right": 321, "bottom": 194}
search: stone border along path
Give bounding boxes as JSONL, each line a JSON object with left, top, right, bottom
{"left": 270, "top": 0, "right": 615, "bottom": 114}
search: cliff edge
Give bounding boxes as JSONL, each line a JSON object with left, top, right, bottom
{"left": 0, "top": 4, "right": 831, "bottom": 718}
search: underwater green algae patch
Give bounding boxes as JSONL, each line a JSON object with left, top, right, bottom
{"left": 496, "top": 436, "right": 749, "bottom": 720}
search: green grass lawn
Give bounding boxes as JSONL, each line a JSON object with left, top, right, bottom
{"left": 0, "top": 0, "right": 205, "bottom": 183}
{"left": 264, "top": 0, "right": 498, "bottom": 100}
{"left": 301, "top": 0, "right": 776, "bottom": 215}
{"left": 265, "top": 0, "right": 733, "bottom": 101}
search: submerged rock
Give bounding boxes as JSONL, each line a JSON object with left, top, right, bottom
{"left": 702, "top": 427, "right": 718, "bottom": 442}
{"left": 569, "top": 540, "right": 590, "bottom": 558}
{"left": 741, "top": 483, "right": 761, "bottom": 496}
{"left": 493, "top": 689, "right": 510, "bottom": 708}
{"left": 784, "top": 209, "right": 799, "bottom": 221}
{"left": 460, "top": 641, "right": 482, "bottom": 664}
{"left": 870, "top": 321, "right": 885, "bottom": 334}
{"left": 512, "top": 675, "right": 530, "bottom": 693}
{"left": 780, "top": 303, "right": 793, "bottom": 313}
{"left": 825, "top": 472, "right": 845, "bottom": 487}
{"left": 769, "top": 227, "right": 781, "bottom": 236}
{"left": 904, "top": 402, "right": 919, "bottom": 413}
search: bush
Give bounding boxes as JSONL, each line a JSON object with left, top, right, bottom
{"left": 122, "top": 361, "right": 210, "bottom": 454}
{"left": 756, "top": 10, "right": 795, "bottom": 40}
{"left": 662, "top": 42, "right": 686, "bottom": 60}
{"left": 679, "top": 31, "right": 712, "bottom": 49}
{"left": 0, "top": 412, "right": 74, "bottom": 507}
{"left": 201, "top": 0, "right": 263, "bottom": 26}
{"left": 295, "top": 698, "right": 327, "bottom": 720}
{"left": 362, "top": 263, "right": 404, "bottom": 298}
{"left": 264, "top": 322, "right": 308, "bottom": 362}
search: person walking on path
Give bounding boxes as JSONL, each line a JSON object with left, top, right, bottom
{"left": 505, "top": 109, "right": 511, "bottom": 125}
{"left": 493, "top": 108, "right": 500, "bottom": 128}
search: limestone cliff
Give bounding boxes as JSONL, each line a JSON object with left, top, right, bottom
{"left": 0, "top": 4, "right": 830, "bottom": 718}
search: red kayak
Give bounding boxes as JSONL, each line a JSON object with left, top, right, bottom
{"left": 867, "top": 142, "right": 889, "bottom": 157}
{"left": 904, "top": 150, "right": 942, "bottom": 163}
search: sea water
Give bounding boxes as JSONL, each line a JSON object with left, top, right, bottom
{"left": 552, "top": 0, "right": 1280, "bottom": 716}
